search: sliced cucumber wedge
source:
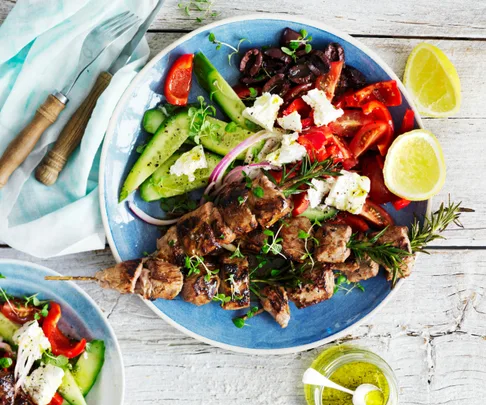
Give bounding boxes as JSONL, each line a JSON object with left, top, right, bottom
{"left": 73, "top": 340, "right": 105, "bottom": 396}
{"left": 142, "top": 108, "right": 166, "bottom": 134}
{"left": 299, "top": 206, "right": 338, "bottom": 221}
{"left": 59, "top": 369, "right": 87, "bottom": 405}
{"left": 140, "top": 151, "right": 221, "bottom": 201}
{"left": 0, "top": 312, "right": 20, "bottom": 345}
{"left": 120, "top": 110, "right": 191, "bottom": 201}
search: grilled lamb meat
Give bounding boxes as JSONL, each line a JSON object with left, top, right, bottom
{"left": 260, "top": 286, "right": 291, "bottom": 328}
{"left": 176, "top": 202, "right": 235, "bottom": 256}
{"left": 239, "top": 229, "right": 267, "bottom": 253}
{"left": 288, "top": 264, "right": 335, "bottom": 308}
{"left": 281, "top": 216, "right": 313, "bottom": 262}
{"left": 14, "top": 393, "right": 35, "bottom": 405}
{"left": 156, "top": 226, "right": 186, "bottom": 267}
{"left": 247, "top": 175, "right": 291, "bottom": 228}
{"left": 332, "top": 254, "right": 379, "bottom": 282}
{"left": 315, "top": 224, "right": 352, "bottom": 263}
{"left": 181, "top": 271, "right": 220, "bottom": 306}
{"left": 95, "top": 259, "right": 143, "bottom": 294}
{"left": 217, "top": 182, "right": 258, "bottom": 236}
{"left": 0, "top": 370, "right": 14, "bottom": 405}
{"left": 219, "top": 254, "right": 250, "bottom": 310}
{"left": 374, "top": 226, "right": 415, "bottom": 280}
{"left": 135, "top": 258, "right": 183, "bottom": 300}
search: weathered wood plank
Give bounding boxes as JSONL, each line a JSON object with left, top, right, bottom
{"left": 1, "top": 247, "right": 485, "bottom": 404}
{"left": 1, "top": 0, "right": 486, "bottom": 38}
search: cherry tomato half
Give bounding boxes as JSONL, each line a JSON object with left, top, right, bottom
{"left": 359, "top": 200, "right": 394, "bottom": 228}
{"left": 349, "top": 121, "right": 389, "bottom": 159}
{"left": 232, "top": 84, "right": 261, "bottom": 99}
{"left": 1, "top": 300, "right": 40, "bottom": 325}
{"left": 328, "top": 109, "right": 372, "bottom": 138}
{"left": 361, "top": 100, "right": 394, "bottom": 155}
{"left": 360, "top": 154, "right": 396, "bottom": 204}
{"left": 331, "top": 212, "right": 370, "bottom": 233}
{"left": 291, "top": 192, "right": 310, "bottom": 216}
{"left": 392, "top": 198, "right": 411, "bottom": 211}
{"left": 337, "top": 80, "right": 402, "bottom": 108}
{"left": 164, "top": 54, "right": 194, "bottom": 106}
{"left": 315, "top": 61, "right": 344, "bottom": 100}
{"left": 48, "top": 393, "right": 64, "bottom": 405}
{"left": 399, "top": 109, "right": 415, "bottom": 134}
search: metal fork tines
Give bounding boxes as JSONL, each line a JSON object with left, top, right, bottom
{"left": 62, "top": 11, "right": 139, "bottom": 96}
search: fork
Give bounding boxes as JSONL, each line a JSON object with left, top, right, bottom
{"left": 0, "top": 11, "right": 139, "bottom": 189}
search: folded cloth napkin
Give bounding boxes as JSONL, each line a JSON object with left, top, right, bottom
{"left": 0, "top": 0, "right": 156, "bottom": 258}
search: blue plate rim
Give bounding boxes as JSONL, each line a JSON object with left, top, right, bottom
{"left": 0, "top": 258, "right": 126, "bottom": 398}
{"left": 100, "top": 13, "right": 429, "bottom": 354}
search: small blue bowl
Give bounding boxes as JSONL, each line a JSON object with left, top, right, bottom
{"left": 0, "top": 259, "right": 124, "bottom": 403}
{"left": 100, "top": 15, "right": 427, "bottom": 354}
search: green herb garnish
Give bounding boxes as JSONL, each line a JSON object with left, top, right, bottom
{"left": 232, "top": 306, "right": 261, "bottom": 328}
{"left": 281, "top": 29, "right": 313, "bottom": 61}
{"left": 178, "top": 0, "right": 219, "bottom": 23}
{"left": 208, "top": 33, "right": 249, "bottom": 65}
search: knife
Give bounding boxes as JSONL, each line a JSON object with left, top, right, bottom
{"left": 35, "top": 0, "right": 165, "bottom": 186}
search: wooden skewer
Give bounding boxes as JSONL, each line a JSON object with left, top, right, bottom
{"left": 45, "top": 276, "right": 96, "bottom": 281}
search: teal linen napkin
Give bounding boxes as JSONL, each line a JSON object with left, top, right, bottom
{"left": 0, "top": 0, "right": 155, "bottom": 258}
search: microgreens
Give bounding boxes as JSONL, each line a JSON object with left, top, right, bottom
{"left": 178, "top": 0, "right": 220, "bottom": 23}
{"left": 252, "top": 186, "right": 264, "bottom": 198}
{"left": 262, "top": 226, "right": 285, "bottom": 258}
{"left": 208, "top": 33, "right": 249, "bottom": 65}
{"left": 160, "top": 193, "right": 198, "bottom": 216}
{"left": 225, "top": 121, "right": 238, "bottom": 133}
{"left": 42, "top": 350, "right": 71, "bottom": 370}
{"left": 0, "top": 273, "right": 5, "bottom": 279}
{"left": 185, "top": 255, "right": 219, "bottom": 281}
{"left": 23, "top": 293, "right": 48, "bottom": 308}
{"left": 213, "top": 293, "right": 231, "bottom": 306}
{"left": 136, "top": 143, "right": 147, "bottom": 154}
{"left": 230, "top": 243, "right": 245, "bottom": 259}
{"left": 333, "top": 273, "right": 365, "bottom": 294}
{"left": 298, "top": 224, "right": 319, "bottom": 268}
{"left": 232, "top": 306, "right": 261, "bottom": 328}
{"left": 187, "top": 96, "right": 219, "bottom": 144}
{"left": 281, "top": 29, "right": 313, "bottom": 61}
{"left": 0, "top": 357, "right": 13, "bottom": 368}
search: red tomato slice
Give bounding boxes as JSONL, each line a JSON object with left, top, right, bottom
{"left": 359, "top": 200, "right": 394, "bottom": 228}
{"left": 164, "top": 54, "right": 194, "bottom": 106}
{"left": 361, "top": 100, "right": 394, "bottom": 155}
{"left": 331, "top": 212, "right": 370, "bottom": 233}
{"left": 337, "top": 80, "right": 402, "bottom": 108}
{"left": 232, "top": 84, "right": 261, "bottom": 99}
{"left": 298, "top": 126, "right": 332, "bottom": 161}
{"left": 282, "top": 97, "right": 312, "bottom": 116}
{"left": 315, "top": 61, "right": 344, "bottom": 100}
{"left": 360, "top": 154, "right": 396, "bottom": 204}
{"left": 392, "top": 198, "right": 411, "bottom": 210}
{"left": 292, "top": 192, "right": 310, "bottom": 216}
{"left": 328, "top": 109, "right": 372, "bottom": 138}
{"left": 1, "top": 300, "right": 40, "bottom": 325}
{"left": 399, "top": 109, "right": 415, "bottom": 134}
{"left": 48, "top": 393, "right": 64, "bottom": 405}
{"left": 267, "top": 170, "right": 283, "bottom": 184}
{"left": 349, "top": 121, "right": 389, "bottom": 159}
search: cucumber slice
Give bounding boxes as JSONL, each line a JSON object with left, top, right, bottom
{"left": 299, "top": 207, "right": 338, "bottom": 221}
{"left": 59, "top": 369, "right": 87, "bottom": 405}
{"left": 200, "top": 117, "right": 255, "bottom": 159}
{"left": 120, "top": 110, "right": 190, "bottom": 201}
{"left": 73, "top": 340, "right": 105, "bottom": 396}
{"left": 140, "top": 151, "right": 222, "bottom": 201}
{"left": 142, "top": 108, "right": 166, "bottom": 134}
{"left": 194, "top": 52, "right": 259, "bottom": 131}
{"left": 0, "top": 312, "right": 20, "bottom": 345}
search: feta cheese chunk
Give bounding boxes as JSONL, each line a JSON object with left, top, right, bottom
{"left": 325, "top": 170, "right": 370, "bottom": 214}
{"left": 302, "top": 88, "right": 344, "bottom": 126}
{"left": 243, "top": 92, "right": 283, "bottom": 131}
{"left": 265, "top": 132, "right": 307, "bottom": 166}
{"left": 24, "top": 364, "right": 65, "bottom": 405}
{"left": 169, "top": 144, "right": 208, "bottom": 182}
{"left": 277, "top": 111, "right": 302, "bottom": 132}
{"left": 307, "top": 178, "right": 334, "bottom": 208}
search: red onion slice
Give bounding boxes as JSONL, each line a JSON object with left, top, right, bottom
{"left": 129, "top": 201, "right": 179, "bottom": 226}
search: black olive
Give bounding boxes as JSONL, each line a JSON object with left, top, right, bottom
{"left": 283, "top": 83, "right": 314, "bottom": 104}
{"left": 336, "top": 65, "right": 367, "bottom": 95}
{"left": 239, "top": 49, "right": 263, "bottom": 77}
{"left": 264, "top": 47, "right": 292, "bottom": 64}
{"left": 288, "top": 64, "right": 314, "bottom": 84}
{"left": 280, "top": 27, "right": 301, "bottom": 47}
{"left": 262, "top": 74, "right": 290, "bottom": 97}
{"left": 324, "top": 43, "right": 345, "bottom": 62}
{"left": 240, "top": 74, "right": 267, "bottom": 85}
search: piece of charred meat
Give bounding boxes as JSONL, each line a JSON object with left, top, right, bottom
{"left": 332, "top": 254, "right": 379, "bottom": 282}
{"left": 288, "top": 264, "right": 335, "bottom": 308}
{"left": 374, "top": 226, "right": 415, "bottom": 280}
{"left": 135, "top": 258, "right": 183, "bottom": 300}
{"left": 156, "top": 225, "right": 186, "bottom": 267}
{"left": 176, "top": 202, "right": 235, "bottom": 256}
{"left": 0, "top": 370, "right": 14, "bottom": 405}
{"left": 247, "top": 175, "right": 291, "bottom": 228}
{"left": 14, "top": 392, "right": 35, "bottom": 405}
{"left": 239, "top": 229, "right": 267, "bottom": 253}
{"left": 218, "top": 254, "right": 250, "bottom": 310}
{"left": 95, "top": 259, "right": 143, "bottom": 294}
{"left": 315, "top": 224, "right": 352, "bottom": 263}
{"left": 216, "top": 182, "right": 258, "bottom": 236}
{"left": 260, "top": 285, "right": 291, "bottom": 328}
{"left": 181, "top": 270, "right": 220, "bottom": 306}
{"left": 281, "top": 216, "right": 313, "bottom": 262}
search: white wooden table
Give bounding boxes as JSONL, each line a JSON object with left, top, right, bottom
{"left": 1, "top": 1, "right": 486, "bottom": 404}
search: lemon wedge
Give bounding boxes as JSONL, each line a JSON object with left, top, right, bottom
{"left": 403, "top": 43, "right": 461, "bottom": 117}
{"left": 383, "top": 130, "right": 446, "bottom": 201}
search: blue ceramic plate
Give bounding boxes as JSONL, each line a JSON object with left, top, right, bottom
{"left": 0, "top": 260, "right": 124, "bottom": 403}
{"left": 100, "top": 15, "right": 428, "bottom": 354}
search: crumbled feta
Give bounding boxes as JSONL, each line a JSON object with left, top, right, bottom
{"left": 265, "top": 132, "right": 307, "bottom": 166}
{"left": 24, "top": 364, "right": 65, "bottom": 405}
{"left": 325, "top": 170, "right": 370, "bottom": 214}
{"left": 307, "top": 178, "right": 334, "bottom": 208}
{"left": 277, "top": 111, "right": 302, "bottom": 132}
{"left": 302, "top": 88, "right": 344, "bottom": 126}
{"left": 169, "top": 144, "right": 208, "bottom": 182}
{"left": 243, "top": 92, "right": 283, "bottom": 131}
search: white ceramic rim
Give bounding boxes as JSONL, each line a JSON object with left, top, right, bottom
{"left": 100, "top": 13, "right": 428, "bottom": 355}
{"left": 0, "top": 258, "right": 125, "bottom": 402}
